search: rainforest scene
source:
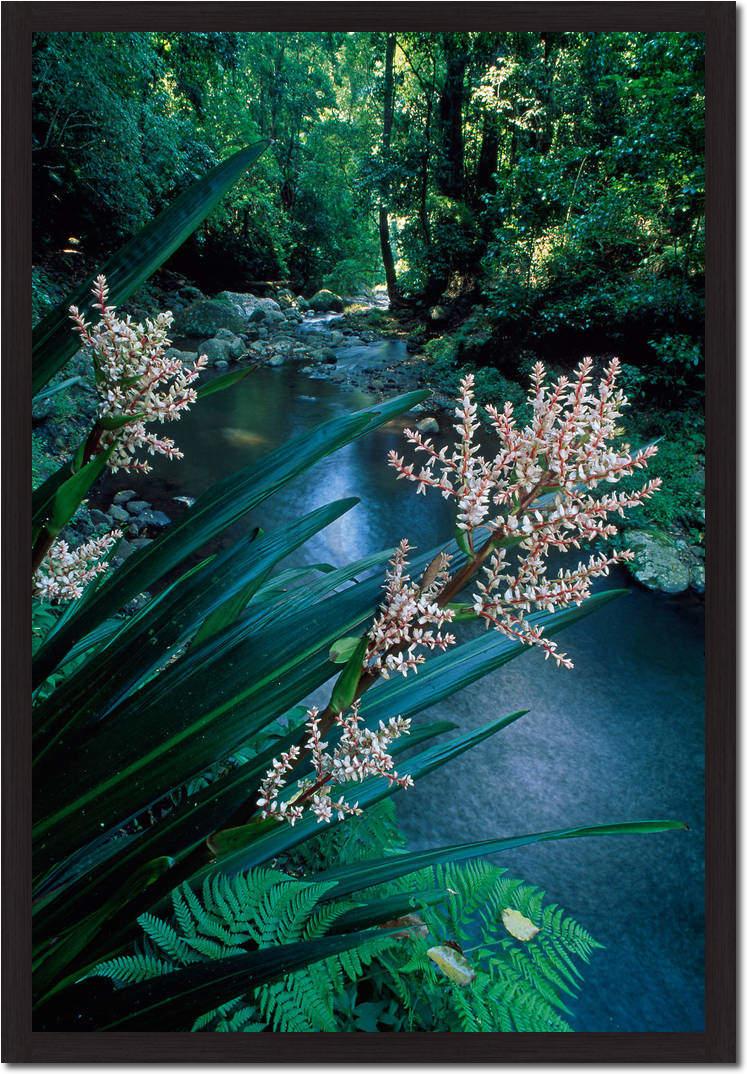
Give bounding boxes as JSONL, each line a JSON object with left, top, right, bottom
{"left": 31, "top": 30, "right": 704, "bottom": 1033}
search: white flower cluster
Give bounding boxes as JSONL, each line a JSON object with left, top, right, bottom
{"left": 32, "top": 529, "right": 122, "bottom": 603}
{"left": 389, "top": 359, "right": 661, "bottom": 668}
{"left": 257, "top": 703, "right": 413, "bottom": 826}
{"left": 364, "top": 539, "right": 456, "bottom": 679}
{"left": 70, "top": 275, "right": 208, "bottom": 473}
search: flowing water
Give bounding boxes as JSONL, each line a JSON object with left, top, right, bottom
{"left": 146, "top": 345, "right": 704, "bottom": 1033}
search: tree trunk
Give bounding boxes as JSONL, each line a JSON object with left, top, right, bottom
{"left": 379, "top": 32, "right": 399, "bottom": 305}
{"left": 437, "top": 34, "right": 467, "bottom": 199}
{"left": 475, "top": 110, "right": 500, "bottom": 202}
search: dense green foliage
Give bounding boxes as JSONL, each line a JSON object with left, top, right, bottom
{"left": 33, "top": 31, "right": 704, "bottom": 374}
{"left": 89, "top": 828, "right": 602, "bottom": 1033}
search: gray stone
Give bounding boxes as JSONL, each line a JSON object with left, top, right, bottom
{"left": 107, "top": 505, "right": 130, "bottom": 524}
{"left": 308, "top": 289, "right": 344, "bottom": 313}
{"left": 111, "top": 540, "right": 135, "bottom": 567}
{"left": 626, "top": 530, "right": 691, "bottom": 594}
{"left": 130, "top": 537, "right": 154, "bottom": 549}
{"left": 126, "top": 500, "right": 151, "bottom": 515}
{"left": 199, "top": 338, "right": 239, "bottom": 366}
{"left": 138, "top": 509, "right": 172, "bottom": 530}
{"left": 268, "top": 354, "right": 286, "bottom": 367}
{"left": 215, "top": 291, "right": 283, "bottom": 322}
{"left": 215, "top": 360, "right": 230, "bottom": 372}
{"left": 328, "top": 330, "right": 344, "bottom": 346}
{"left": 296, "top": 296, "right": 310, "bottom": 311}
{"left": 416, "top": 416, "right": 440, "bottom": 434}
{"left": 214, "top": 327, "right": 239, "bottom": 342}
{"left": 113, "top": 489, "right": 137, "bottom": 505}
{"left": 172, "top": 299, "right": 247, "bottom": 337}
{"left": 690, "top": 562, "right": 705, "bottom": 594}
{"left": 123, "top": 593, "right": 151, "bottom": 615}
{"left": 89, "top": 508, "right": 111, "bottom": 527}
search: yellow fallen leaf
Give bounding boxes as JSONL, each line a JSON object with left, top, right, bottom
{"left": 501, "top": 907, "right": 540, "bottom": 941}
{"left": 426, "top": 945, "right": 476, "bottom": 986}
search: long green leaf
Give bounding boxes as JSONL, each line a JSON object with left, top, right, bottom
{"left": 330, "top": 889, "right": 445, "bottom": 934}
{"left": 31, "top": 720, "right": 455, "bottom": 988}
{"left": 313, "top": 820, "right": 689, "bottom": 900}
{"left": 37, "top": 928, "right": 397, "bottom": 1031}
{"left": 32, "top": 573, "right": 391, "bottom": 863}
{"left": 190, "top": 710, "right": 530, "bottom": 884}
{"left": 32, "top": 142, "right": 269, "bottom": 395}
{"left": 33, "top": 499, "right": 359, "bottom": 755}
{"left": 32, "top": 390, "right": 428, "bottom": 686}
{"left": 32, "top": 446, "right": 114, "bottom": 545}
{"left": 356, "top": 589, "right": 626, "bottom": 728}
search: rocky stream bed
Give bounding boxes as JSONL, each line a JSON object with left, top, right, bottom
{"left": 33, "top": 283, "right": 704, "bottom": 596}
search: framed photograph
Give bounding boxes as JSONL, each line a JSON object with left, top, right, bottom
{"left": 3, "top": 2, "right": 734, "bottom": 1062}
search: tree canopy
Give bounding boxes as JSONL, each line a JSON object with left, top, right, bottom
{"left": 33, "top": 30, "right": 704, "bottom": 391}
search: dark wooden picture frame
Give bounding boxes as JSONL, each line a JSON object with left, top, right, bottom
{"left": 3, "top": 2, "right": 735, "bottom": 1062}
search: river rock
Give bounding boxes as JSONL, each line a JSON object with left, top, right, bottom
{"left": 111, "top": 540, "right": 135, "bottom": 568}
{"left": 199, "top": 337, "right": 241, "bottom": 365}
{"left": 215, "top": 360, "right": 229, "bottom": 371}
{"left": 690, "top": 561, "right": 705, "bottom": 594}
{"left": 126, "top": 500, "right": 151, "bottom": 515}
{"left": 309, "top": 289, "right": 344, "bottom": 313}
{"left": 181, "top": 285, "right": 205, "bottom": 302}
{"left": 416, "top": 416, "right": 440, "bottom": 434}
{"left": 113, "top": 489, "right": 137, "bottom": 505}
{"left": 89, "top": 508, "right": 111, "bottom": 527}
{"left": 138, "top": 509, "right": 172, "bottom": 531}
{"left": 172, "top": 299, "right": 247, "bottom": 337}
{"left": 625, "top": 530, "right": 691, "bottom": 594}
{"left": 296, "top": 296, "right": 310, "bottom": 311}
{"left": 215, "top": 291, "right": 285, "bottom": 325}
{"left": 107, "top": 504, "right": 130, "bottom": 524}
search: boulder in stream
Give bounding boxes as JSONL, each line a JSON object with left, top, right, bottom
{"left": 416, "top": 416, "right": 440, "bottom": 434}
{"left": 199, "top": 335, "right": 244, "bottom": 365}
{"left": 625, "top": 530, "right": 692, "bottom": 594}
{"left": 172, "top": 299, "right": 248, "bottom": 337}
{"left": 308, "top": 289, "right": 344, "bottom": 313}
